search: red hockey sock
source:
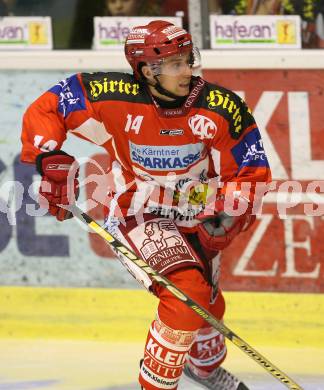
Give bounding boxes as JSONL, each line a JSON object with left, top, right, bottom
{"left": 187, "top": 326, "right": 227, "bottom": 376}
{"left": 139, "top": 319, "right": 196, "bottom": 390}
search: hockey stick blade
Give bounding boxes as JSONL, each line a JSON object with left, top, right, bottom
{"left": 65, "top": 204, "right": 303, "bottom": 390}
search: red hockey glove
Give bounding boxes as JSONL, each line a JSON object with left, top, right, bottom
{"left": 197, "top": 200, "right": 255, "bottom": 251}
{"left": 36, "top": 151, "right": 79, "bottom": 221}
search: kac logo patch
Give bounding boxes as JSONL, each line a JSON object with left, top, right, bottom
{"left": 188, "top": 114, "right": 217, "bottom": 140}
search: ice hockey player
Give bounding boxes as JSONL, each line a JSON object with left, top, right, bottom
{"left": 21, "top": 20, "right": 271, "bottom": 390}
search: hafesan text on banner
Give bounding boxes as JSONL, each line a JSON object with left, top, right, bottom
{"left": 93, "top": 16, "right": 182, "bottom": 50}
{"left": 209, "top": 15, "right": 301, "bottom": 49}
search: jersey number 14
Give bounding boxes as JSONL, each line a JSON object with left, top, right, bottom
{"left": 124, "top": 114, "right": 144, "bottom": 134}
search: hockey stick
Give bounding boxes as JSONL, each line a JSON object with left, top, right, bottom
{"left": 67, "top": 204, "right": 303, "bottom": 390}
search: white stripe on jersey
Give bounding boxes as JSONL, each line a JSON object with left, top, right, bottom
{"left": 69, "top": 118, "right": 111, "bottom": 145}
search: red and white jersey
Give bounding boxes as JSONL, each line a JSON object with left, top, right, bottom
{"left": 21, "top": 72, "right": 271, "bottom": 228}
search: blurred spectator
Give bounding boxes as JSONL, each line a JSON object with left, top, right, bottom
{"left": 70, "top": 0, "right": 161, "bottom": 49}
{"left": 281, "top": 0, "right": 323, "bottom": 48}
{"left": 254, "top": 0, "right": 282, "bottom": 14}
{"left": 105, "top": 0, "right": 161, "bottom": 16}
{"left": 211, "top": 0, "right": 281, "bottom": 15}
{"left": 106, "top": 0, "right": 138, "bottom": 16}
{"left": 208, "top": 0, "right": 222, "bottom": 14}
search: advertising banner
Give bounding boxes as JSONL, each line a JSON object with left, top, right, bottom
{"left": 93, "top": 16, "right": 182, "bottom": 50}
{"left": 0, "top": 70, "right": 135, "bottom": 289}
{"left": 0, "top": 17, "right": 52, "bottom": 50}
{"left": 0, "top": 68, "right": 323, "bottom": 293}
{"left": 209, "top": 15, "right": 301, "bottom": 49}
{"left": 203, "top": 69, "right": 324, "bottom": 292}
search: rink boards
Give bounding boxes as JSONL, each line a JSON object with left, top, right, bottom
{"left": 0, "top": 287, "right": 323, "bottom": 348}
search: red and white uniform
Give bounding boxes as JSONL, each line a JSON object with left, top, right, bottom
{"left": 21, "top": 72, "right": 271, "bottom": 390}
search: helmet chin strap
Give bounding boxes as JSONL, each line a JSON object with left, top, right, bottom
{"left": 151, "top": 76, "right": 187, "bottom": 100}
{"left": 153, "top": 78, "right": 183, "bottom": 100}
{"left": 138, "top": 63, "right": 190, "bottom": 100}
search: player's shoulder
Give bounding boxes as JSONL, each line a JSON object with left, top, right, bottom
{"left": 79, "top": 71, "right": 149, "bottom": 103}
{"left": 200, "top": 79, "right": 255, "bottom": 139}
{"left": 201, "top": 79, "right": 245, "bottom": 111}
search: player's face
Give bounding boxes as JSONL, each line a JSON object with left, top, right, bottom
{"left": 106, "top": 0, "right": 138, "bottom": 16}
{"left": 158, "top": 52, "right": 193, "bottom": 97}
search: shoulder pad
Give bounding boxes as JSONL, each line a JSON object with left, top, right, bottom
{"left": 81, "top": 72, "right": 149, "bottom": 103}
{"left": 202, "top": 82, "right": 255, "bottom": 139}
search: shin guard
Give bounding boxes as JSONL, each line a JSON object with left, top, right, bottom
{"left": 139, "top": 319, "right": 197, "bottom": 390}
{"left": 187, "top": 326, "right": 227, "bottom": 376}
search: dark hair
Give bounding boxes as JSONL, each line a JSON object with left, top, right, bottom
{"left": 104, "top": 0, "right": 161, "bottom": 16}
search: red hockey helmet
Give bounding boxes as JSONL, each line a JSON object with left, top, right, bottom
{"left": 125, "top": 20, "right": 195, "bottom": 79}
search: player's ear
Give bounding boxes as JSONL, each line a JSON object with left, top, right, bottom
{"left": 141, "top": 65, "right": 154, "bottom": 81}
